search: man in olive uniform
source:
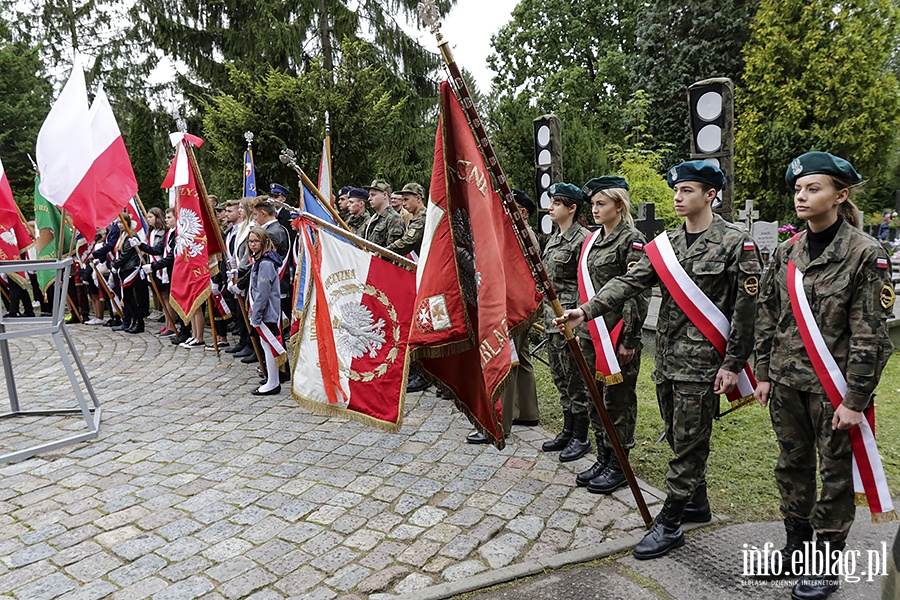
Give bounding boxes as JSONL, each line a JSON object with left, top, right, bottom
{"left": 387, "top": 182, "right": 427, "bottom": 258}
{"left": 559, "top": 161, "right": 762, "bottom": 560}
{"left": 345, "top": 188, "right": 370, "bottom": 233}
{"left": 361, "top": 180, "right": 405, "bottom": 248}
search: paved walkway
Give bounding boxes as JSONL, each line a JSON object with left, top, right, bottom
{"left": 0, "top": 324, "right": 667, "bottom": 599}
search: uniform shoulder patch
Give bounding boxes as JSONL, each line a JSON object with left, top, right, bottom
{"left": 627, "top": 261, "right": 637, "bottom": 271}
{"left": 881, "top": 284, "right": 895, "bottom": 310}
{"left": 632, "top": 241, "right": 644, "bottom": 251}
{"left": 877, "top": 257, "right": 888, "bottom": 270}
{"left": 743, "top": 241, "right": 755, "bottom": 251}
{"left": 743, "top": 275, "right": 759, "bottom": 296}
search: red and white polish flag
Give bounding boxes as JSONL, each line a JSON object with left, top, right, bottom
{"left": 36, "top": 59, "right": 138, "bottom": 239}
{"left": 292, "top": 220, "right": 416, "bottom": 431}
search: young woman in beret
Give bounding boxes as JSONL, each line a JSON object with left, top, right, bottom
{"left": 754, "top": 152, "right": 895, "bottom": 600}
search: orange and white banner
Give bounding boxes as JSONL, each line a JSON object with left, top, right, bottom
{"left": 645, "top": 231, "right": 755, "bottom": 405}
{"left": 787, "top": 254, "right": 895, "bottom": 521}
{"left": 578, "top": 229, "right": 623, "bottom": 384}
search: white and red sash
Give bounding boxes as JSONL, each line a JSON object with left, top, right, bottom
{"left": 578, "top": 229, "right": 624, "bottom": 384}
{"left": 254, "top": 323, "right": 287, "bottom": 368}
{"left": 645, "top": 231, "right": 756, "bottom": 406}
{"left": 786, "top": 236, "right": 896, "bottom": 521}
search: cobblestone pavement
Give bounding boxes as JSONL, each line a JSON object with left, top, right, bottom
{"left": 0, "top": 324, "right": 664, "bottom": 599}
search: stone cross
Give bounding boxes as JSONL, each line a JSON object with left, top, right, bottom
{"left": 738, "top": 199, "right": 759, "bottom": 229}
{"left": 636, "top": 203, "right": 665, "bottom": 241}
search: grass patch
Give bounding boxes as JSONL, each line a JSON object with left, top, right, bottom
{"left": 533, "top": 344, "right": 900, "bottom": 522}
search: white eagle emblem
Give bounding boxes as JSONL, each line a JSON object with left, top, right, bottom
{"left": 335, "top": 302, "right": 386, "bottom": 359}
{"left": 175, "top": 208, "right": 205, "bottom": 258}
{"left": 0, "top": 229, "right": 17, "bottom": 247}
{"left": 791, "top": 158, "right": 803, "bottom": 176}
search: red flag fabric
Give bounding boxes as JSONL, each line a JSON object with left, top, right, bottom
{"left": 168, "top": 148, "right": 212, "bottom": 321}
{"left": 408, "top": 82, "right": 542, "bottom": 447}
{"left": 0, "top": 157, "right": 34, "bottom": 261}
{"left": 291, "top": 219, "right": 416, "bottom": 431}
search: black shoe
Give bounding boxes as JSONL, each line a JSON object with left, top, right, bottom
{"left": 234, "top": 345, "right": 254, "bottom": 358}
{"left": 112, "top": 323, "right": 128, "bottom": 331}
{"left": 251, "top": 384, "right": 281, "bottom": 396}
{"left": 633, "top": 498, "right": 686, "bottom": 560}
{"left": 466, "top": 431, "right": 491, "bottom": 445}
{"left": 225, "top": 343, "right": 245, "bottom": 354}
{"left": 512, "top": 418, "right": 539, "bottom": 426}
{"left": 542, "top": 411, "right": 573, "bottom": 452}
{"left": 559, "top": 416, "right": 591, "bottom": 462}
{"left": 241, "top": 354, "right": 259, "bottom": 364}
{"left": 126, "top": 321, "right": 145, "bottom": 334}
{"left": 577, "top": 442, "right": 610, "bottom": 487}
{"left": 406, "top": 371, "right": 430, "bottom": 393}
{"left": 587, "top": 453, "right": 627, "bottom": 494}
{"left": 682, "top": 481, "right": 712, "bottom": 523}
{"left": 790, "top": 540, "right": 843, "bottom": 599}
{"left": 757, "top": 520, "right": 814, "bottom": 579}
{"left": 105, "top": 318, "right": 122, "bottom": 327}
{"left": 171, "top": 330, "right": 191, "bottom": 345}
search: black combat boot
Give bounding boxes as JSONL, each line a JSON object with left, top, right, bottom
{"left": 587, "top": 450, "right": 627, "bottom": 494}
{"left": 633, "top": 497, "right": 686, "bottom": 560}
{"left": 757, "top": 520, "right": 813, "bottom": 579}
{"left": 791, "top": 539, "right": 843, "bottom": 600}
{"left": 559, "top": 415, "right": 591, "bottom": 462}
{"left": 542, "top": 411, "right": 573, "bottom": 452}
{"left": 576, "top": 436, "right": 609, "bottom": 487}
{"left": 681, "top": 481, "right": 712, "bottom": 523}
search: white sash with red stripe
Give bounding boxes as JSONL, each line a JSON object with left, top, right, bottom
{"left": 578, "top": 229, "right": 624, "bottom": 384}
{"left": 645, "top": 231, "right": 756, "bottom": 406}
{"left": 786, "top": 243, "right": 896, "bottom": 521}
{"left": 255, "top": 323, "right": 287, "bottom": 367}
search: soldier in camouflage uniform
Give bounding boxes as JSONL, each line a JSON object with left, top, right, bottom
{"left": 360, "top": 180, "right": 404, "bottom": 248}
{"left": 560, "top": 161, "right": 762, "bottom": 560}
{"left": 345, "top": 188, "right": 370, "bottom": 233}
{"left": 754, "top": 152, "right": 893, "bottom": 600}
{"left": 574, "top": 177, "right": 649, "bottom": 495}
{"left": 387, "top": 182, "right": 427, "bottom": 257}
{"left": 540, "top": 183, "right": 593, "bottom": 462}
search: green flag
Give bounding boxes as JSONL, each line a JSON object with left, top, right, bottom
{"left": 33, "top": 175, "right": 75, "bottom": 292}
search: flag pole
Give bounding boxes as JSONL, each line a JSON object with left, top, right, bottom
{"left": 117, "top": 212, "right": 177, "bottom": 332}
{"left": 418, "top": 1, "right": 651, "bottom": 528}
{"left": 324, "top": 112, "right": 332, "bottom": 206}
{"left": 279, "top": 149, "right": 352, "bottom": 231}
{"left": 299, "top": 212, "right": 417, "bottom": 271}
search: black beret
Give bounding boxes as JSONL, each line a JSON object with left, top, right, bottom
{"left": 512, "top": 189, "right": 535, "bottom": 216}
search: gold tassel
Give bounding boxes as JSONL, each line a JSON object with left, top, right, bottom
{"left": 603, "top": 372, "right": 623, "bottom": 385}
{"left": 871, "top": 510, "right": 899, "bottom": 524}
{"left": 728, "top": 394, "right": 755, "bottom": 410}
{"left": 855, "top": 492, "right": 868, "bottom": 507}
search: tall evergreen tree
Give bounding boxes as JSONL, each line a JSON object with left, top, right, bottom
{"left": 736, "top": 0, "right": 900, "bottom": 219}
{"left": 629, "top": 0, "right": 757, "bottom": 166}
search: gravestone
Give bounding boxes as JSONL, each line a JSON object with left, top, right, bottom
{"left": 751, "top": 220, "right": 779, "bottom": 259}
{"left": 636, "top": 203, "right": 665, "bottom": 241}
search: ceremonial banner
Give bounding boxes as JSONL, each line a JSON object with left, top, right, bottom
{"left": 0, "top": 158, "right": 33, "bottom": 263}
{"left": 36, "top": 69, "right": 138, "bottom": 238}
{"left": 407, "top": 82, "right": 542, "bottom": 447}
{"left": 164, "top": 142, "right": 211, "bottom": 321}
{"left": 34, "top": 176, "right": 76, "bottom": 292}
{"left": 291, "top": 220, "right": 415, "bottom": 431}
{"left": 243, "top": 149, "right": 257, "bottom": 197}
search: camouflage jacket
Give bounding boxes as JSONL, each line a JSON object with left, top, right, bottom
{"left": 755, "top": 220, "right": 893, "bottom": 411}
{"left": 387, "top": 209, "right": 426, "bottom": 256}
{"left": 543, "top": 223, "right": 590, "bottom": 337}
{"left": 581, "top": 214, "right": 762, "bottom": 383}
{"left": 584, "top": 221, "right": 650, "bottom": 350}
{"left": 346, "top": 212, "right": 368, "bottom": 233}
{"left": 360, "top": 207, "right": 405, "bottom": 249}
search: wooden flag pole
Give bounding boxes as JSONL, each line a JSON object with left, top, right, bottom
{"left": 419, "top": 2, "right": 651, "bottom": 528}
{"left": 278, "top": 150, "right": 352, "bottom": 232}
{"left": 236, "top": 294, "right": 265, "bottom": 365}
{"left": 207, "top": 297, "right": 219, "bottom": 354}
{"left": 299, "top": 212, "right": 416, "bottom": 271}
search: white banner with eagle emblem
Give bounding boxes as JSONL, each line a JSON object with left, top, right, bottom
{"left": 291, "top": 222, "right": 416, "bottom": 432}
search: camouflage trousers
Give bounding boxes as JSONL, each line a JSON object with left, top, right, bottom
{"left": 547, "top": 333, "right": 591, "bottom": 418}
{"left": 578, "top": 337, "right": 639, "bottom": 450}
{"left": 656, "top": 379, "right": 717, "bottom": 502}
{"left": 769, "top": 381, "right": 854, "bottom": 542}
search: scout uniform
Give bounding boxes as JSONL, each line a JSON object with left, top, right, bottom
{"left": 541, "top": 183, "right": 593, "bottom": 462}
{"left": 361, "top": 180, "right": 405, "bottom": 249}
{"left": 578, "top": 161, "right": 762, "bottom": 559}
{"left": 755, "top": 152, "right": 895, "bottom": 599}
{"left": 575, "top": 177, "right": 649, "bottom": 495}
{"left": 387, "top": 182, "right": 429, "bottom": 258}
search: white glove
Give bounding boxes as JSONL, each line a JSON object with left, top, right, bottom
{"left": 96, "top": 263, "right": 109, "bottom": 276}
{"left": 141, "top": 264, "right": 153, "bottom": 275}
{"left": 211, "top": 283, "right": 221, "bottom": 295}
{"left": 227, "top": 282, "right": 241, "bottom": 296}
{"left": 226, "top": 269, "right": 238, "bottom": 280}
{"left": 128, "top": 237, "right": 140, "bottom": 248}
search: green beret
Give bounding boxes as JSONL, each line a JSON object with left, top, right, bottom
{"left": 582, "top": 176, "right": 629, "bottom": 199}
{"left": 547, "top": 182, "right": 584, "bottom": 205}
{"left": 785, "top": 152, "right": 862, "bottom": 189}
{"left": 666, "top": 160, "right": 725, "bottom": 190}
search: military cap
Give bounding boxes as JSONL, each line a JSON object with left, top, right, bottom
{"left": 399, "top": 182, "right": 426, "bottom": 198}
{"left": 547, "top": 182, "right": 584, "bottom": 205}
{"left": 363, "top": 179, "right": 392, "bottom": 194}
{"left": 348, "top": 187, "right": 368, "bottom": 200}
{"left": 666, "top": 160, "right": 725, "bottom": 190}
{"left": 785, "top": 152, "right": 862, "bottom": 189}
{"left": 269, "top": 183, "right": 289, "bottom": 197}
{"left": 338, "top": 185, "right": 352, "bottom": 196}
{"left": 512, "top": 189, "right": 535, "bottom": 216}
{"left": 582, "top": 176, "right": 629, "bottom": 199}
